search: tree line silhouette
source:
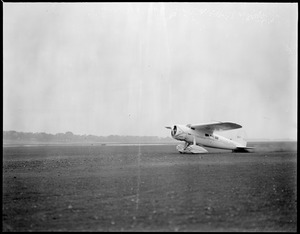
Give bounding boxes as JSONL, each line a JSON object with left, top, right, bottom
{"left": 3, "top": 131, "right": 174, "bottom": 144}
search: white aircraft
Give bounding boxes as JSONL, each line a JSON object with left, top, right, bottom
{"left": 165, "top": 122, "right": 254, "bottom": 154}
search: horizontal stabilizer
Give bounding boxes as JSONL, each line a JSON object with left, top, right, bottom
{"left": 233, "top": 146, "right": 255, "bottom": 153}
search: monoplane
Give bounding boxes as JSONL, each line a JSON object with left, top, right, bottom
{"left": 165, "top": 122, "right": 254, "bottom": 153}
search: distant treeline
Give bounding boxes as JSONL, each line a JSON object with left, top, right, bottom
{"left": 3, "top": 131, "right": 174, "bottom": 144}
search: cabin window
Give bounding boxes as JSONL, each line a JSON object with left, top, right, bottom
{"left": 191, "top": 127, "right": 195, "bottom": 130}
{"left": 205, "top": 134, "right": 209, "bottom": 137}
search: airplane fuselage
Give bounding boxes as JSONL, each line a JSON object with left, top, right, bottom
{"left": 171, "top": 124, "right": 243, "bottom": 150}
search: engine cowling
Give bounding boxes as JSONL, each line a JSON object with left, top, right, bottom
{"left": 170, "top": 125, "right": 187, "bottom": 141}
{"left": 171, "top": 125, "right": 177, "bottom": 137}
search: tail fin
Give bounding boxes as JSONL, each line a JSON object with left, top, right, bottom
{"left": 232, "top": 129, "right": 247, "bottom": 147}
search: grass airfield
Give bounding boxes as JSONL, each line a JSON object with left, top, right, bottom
{"left": 2, "top": 142, "right": 297, "bottom": 231}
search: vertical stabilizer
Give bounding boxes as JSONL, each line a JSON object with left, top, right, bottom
{"left": 232, "top": 130, "right": 247, "bottom": 147}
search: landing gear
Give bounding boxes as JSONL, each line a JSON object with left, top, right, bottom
{"left": 176, "top": 144, "right": 208, "bottom": 154}
{"left": 183, "top": 142, "right": 190, "bottom": 150}
{"left": 176, "top": 137, "right": 208, "bottom": 154}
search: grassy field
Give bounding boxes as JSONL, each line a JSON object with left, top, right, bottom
{"left": 2, "top": 142, "right": 297, "bottom": 231}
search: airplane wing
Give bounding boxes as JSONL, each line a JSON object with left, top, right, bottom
{"left": 190, "top": 122, "right": 242, "bottom": 134}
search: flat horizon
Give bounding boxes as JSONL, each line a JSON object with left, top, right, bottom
{"left": 3, "top": 129, "right": 297, "bottom": 142}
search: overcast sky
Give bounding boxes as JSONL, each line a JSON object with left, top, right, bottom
{"left": 3, "top": 3, "right": 297, "bottom": 140}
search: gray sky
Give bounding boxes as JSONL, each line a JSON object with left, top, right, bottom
{"left": 3, "top": 3, "right": 298, "bottom": 140}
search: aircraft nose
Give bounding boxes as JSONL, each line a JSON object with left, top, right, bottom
{"left": 171, "top": 125, "right": 177, "bottom": 137}
{"left": 171, "top": 125, "right": 186, "bottom": 140}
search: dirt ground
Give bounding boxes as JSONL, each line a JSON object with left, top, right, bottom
{"left": 2, "top": 142, "right": 297, "bottom": 231}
